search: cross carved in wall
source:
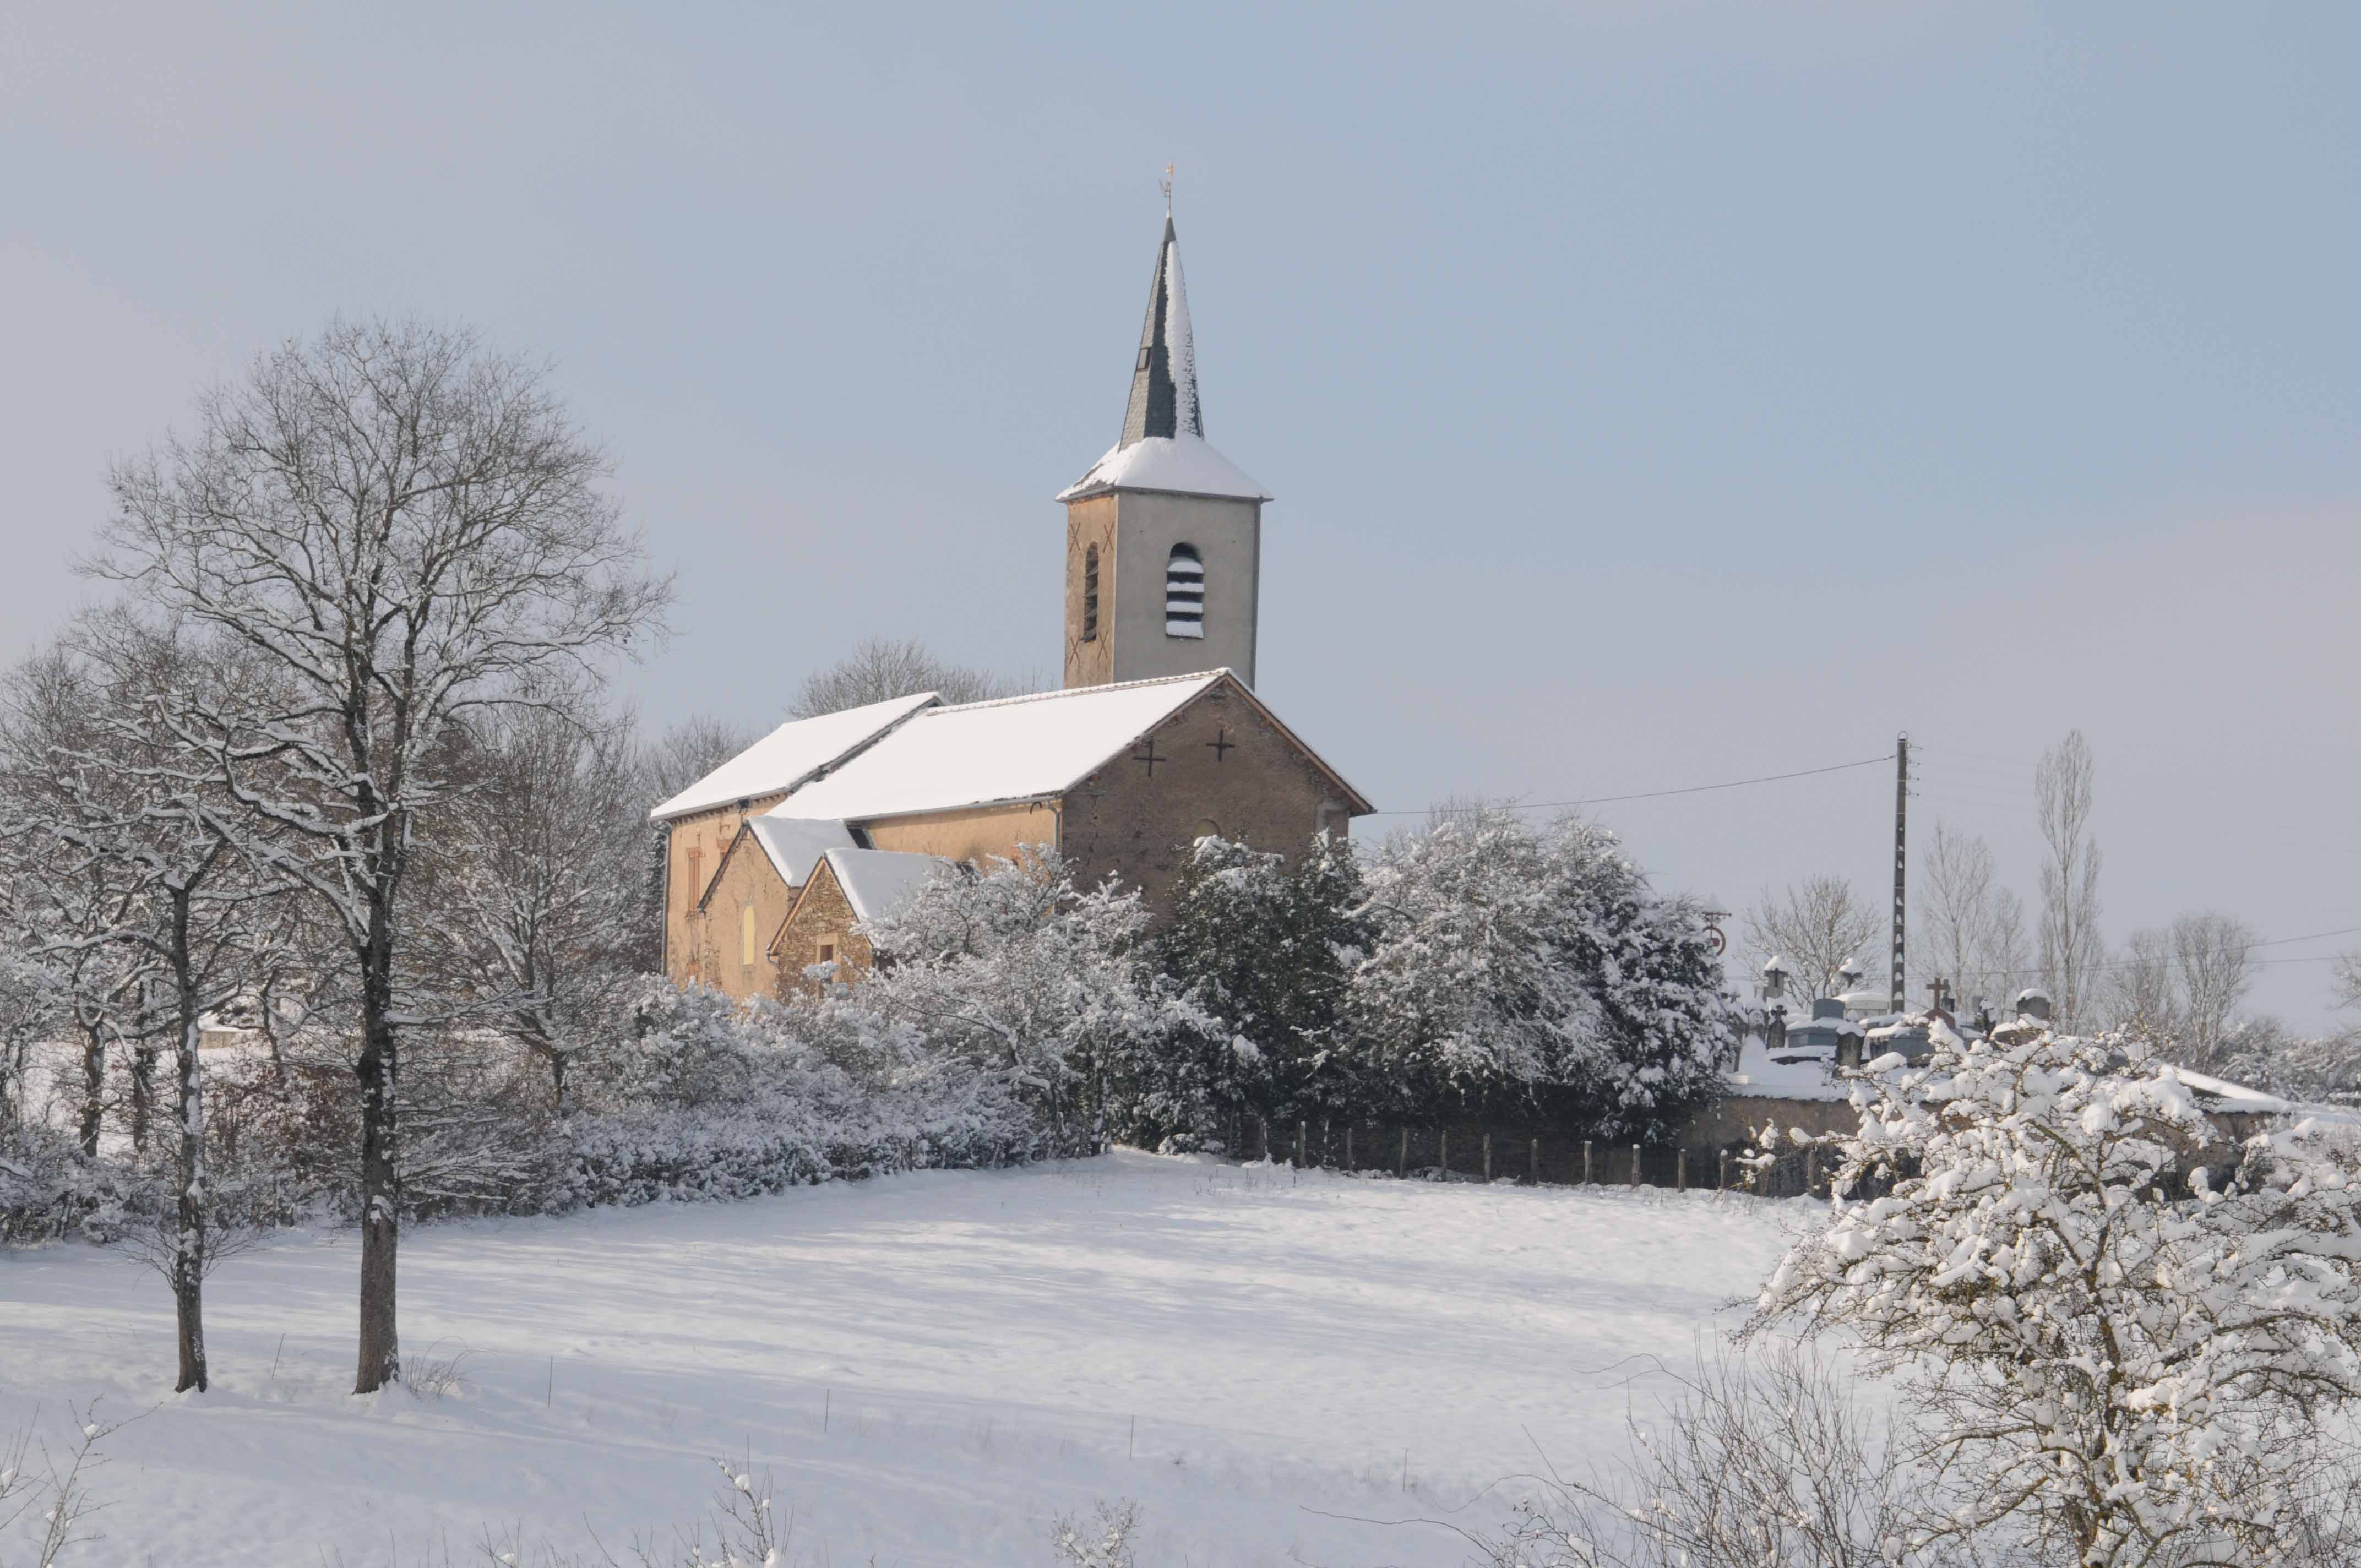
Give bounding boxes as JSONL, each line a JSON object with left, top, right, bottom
{"left": 1132, "top": 738, "right": 1164, "bottom": 776}
{"left": 1206, "top": 727, "right": 1234, "bottom": 762}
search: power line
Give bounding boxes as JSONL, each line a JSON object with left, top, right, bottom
{"left": 1362, "top": 753, "right": 1897, "bottom": 818}
{"left": 1965, "top": 926, "right": 2361, "bottom": 984}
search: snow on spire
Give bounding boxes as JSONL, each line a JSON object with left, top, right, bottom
{"left": 1163, "top": 232, "right": 1196, "bottom": 440}
{"left": 1064, "top": 206, "right": 1265, "bottom": 503}
{"left": 1119, "top": 215, "right": 1204, "bottom": 447}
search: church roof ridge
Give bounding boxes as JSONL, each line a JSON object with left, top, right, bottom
{"left": 930, "top": 668, "right": 1225, "bottom": 716}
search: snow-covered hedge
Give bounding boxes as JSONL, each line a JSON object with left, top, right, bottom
{"left": 0, "top": 1119, "right": 144, "bottom": 1245}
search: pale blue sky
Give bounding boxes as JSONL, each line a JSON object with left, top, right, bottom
{"left": 6, "top": 3, "right": 2359, "bottom": 1024}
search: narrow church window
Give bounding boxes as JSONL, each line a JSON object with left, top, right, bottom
{"left": 1165, "top": 543, "right": 1205, "bottom": 638}
{"left": 1082, "top": 545, "right": 1100, "bottom": 641}
{"left": 818, "top": 941, "right": 837, "bottom": 966}
{"left": 741, "top": 904, "right": 757, "bottom": 967}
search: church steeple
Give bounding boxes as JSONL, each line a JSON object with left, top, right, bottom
{"left": 1060, "top": 203, "right": 1265, "bottom": 693}
{"left": 1120, "top": 216, "right": 1201, "bottom": 446}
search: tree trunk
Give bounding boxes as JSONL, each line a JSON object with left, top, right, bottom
{"left": 77, "top": 1022, "right": 107, "bottom": 1157}
{"left": 352, "top": 923, "right": 401, "bottom": 1394}
{"left": 172, "top": 1016, "right": 209, "bottom": 1389}
{"left": 129, "top": 1042, "right": 158, "bottom": 1152}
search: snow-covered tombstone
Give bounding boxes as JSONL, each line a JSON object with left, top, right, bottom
{"left": 859, "top": 847, "right": 1195, "bottom": 1150}
{"left": 91, "top": 318, "right": 673, "bottom": 1394}
{"left": 1149, "top": 831, "right": 1370, "bottom": 1146}
{"left": 1750, "top": 1025, "right": 2361, "bottom": 1566}
{"left": 1349, "top": 809, "right": 1738, "bottom": 1139}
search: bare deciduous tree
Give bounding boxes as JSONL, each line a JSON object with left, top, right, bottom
{"left": 787, "top": 636, "right": 1024, "bottom": 719}
{"left": 419, "top": 701, "right": 648, "bottom": 1110}
{"left": 2036, "top": 729, "right": 2104, "bottom": 1028}
{"left": 2171, "top": 911, "right": 2257, "bottom": 1070}
{"left": 93, "top": 317, "right": 672, "bottom": 1393}
{"left": 1743, "top": 876, "right": 1877, "bottom": 1000}
{"left": 1912, "top": 822, "right": 2031, "bottom": 1014}
{"left": 2107, "top": 926, "right": 2181, "bottom": 1040}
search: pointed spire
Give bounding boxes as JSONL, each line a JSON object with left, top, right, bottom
{"left": 1120, "top": 216, "right": 1203, "bottom": 447}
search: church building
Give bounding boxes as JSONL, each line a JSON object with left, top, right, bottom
{"left": 654, "top": 213, "right": 1372, "bottom": 999}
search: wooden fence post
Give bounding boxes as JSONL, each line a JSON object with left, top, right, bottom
{"left": 1483, "top": 1133, "right": 1493, "bottom": 1182}
{"left": 1582, "top": 1141, "right": 1592, "bottom": 1185}
{"left": 1677, "top": 1148, "right": 1687, "bottom": 1191}
{"left": 1530, "top": 1137, "right": 1539, "bottom": 1185}
{"left": 1630, "top": 1144, "right": 1641, "bottom": 1186}
{"left": 1718, "top": 1149, "right": 1728, "bottom": 1191}
{"left": 1256, "top": 1116, "right": 1268, "bottom": 1162}
{"left": 1439, "top": 1129, "right": 1449, "bottom": 1180}
{"left": 1398, "top": 1126, "right": 1408, "bottom": 1175}
{"left": 1297, "top": 1122, "right": 1307, "bottom": 1168}
{"left": 1345, "top": 1125, "right": 1354, "bottom": 1170}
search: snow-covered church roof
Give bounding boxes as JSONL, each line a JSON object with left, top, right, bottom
{"left": 1056, "top": 215, "right": 1267, "bottom": 504}
{"left": 770, "top": 671, "right": 1228, "bottom": 823}
{"left": 649, "top": 692, "right": 937, "bottom": 823}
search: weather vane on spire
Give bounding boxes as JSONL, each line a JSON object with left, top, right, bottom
{"left": 1161, "top": 161, "right": 1174, "bottom": 213}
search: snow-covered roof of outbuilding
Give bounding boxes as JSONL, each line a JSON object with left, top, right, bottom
{"left": 747, "top": 816, "right": 857, "bottom": 886}
{"left": 649, "top": 693, "right": 938, "bottom": 823}
{"left": 822, "top": 848, "right": 945, "bottom": 923}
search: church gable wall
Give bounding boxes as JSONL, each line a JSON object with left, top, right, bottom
{"left": 689, "top": 822, "right": 798, "bottom": 1002}
{"left": 1056, "top": 682, "right": 1346, "bottom": 912}
{"left": 662, "top": 792, "right": 787, "bottom": 990}
{"left": 773, "top": 862, "right": 870, "bottom": 995}
{"left": 860, "top": 800, "right": 1060, "bottom": 865}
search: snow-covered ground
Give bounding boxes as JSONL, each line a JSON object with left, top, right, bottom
{"left": 0, "top": 1152, "right": 1815, "bottom": 1566}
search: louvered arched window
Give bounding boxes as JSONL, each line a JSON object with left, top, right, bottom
{"left": 1165, "top": 543, "right": 1205, "bottom": 639}
{"left": 1082, "top": 545, "right": 1100, "bottom": 641}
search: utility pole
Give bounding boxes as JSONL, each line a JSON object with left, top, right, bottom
{"left": 1890, "top": 733, "right": 1910, "bottom": 1014}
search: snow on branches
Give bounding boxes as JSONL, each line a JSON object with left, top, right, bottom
{"left": 1351, "top": 809, "right": 1739, "bottom": 1140}
{"left": 1752, "top": 1025, "right": 2361, "bottom": 1566}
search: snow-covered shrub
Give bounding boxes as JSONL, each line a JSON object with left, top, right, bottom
{"left": 548, "top": 976, "right": 1042, "bottom": 1211}
{"left": 1149, "top": 832, "right": 1370, "bottom": 1143}
{"left": 0, "top": 1117, "right": 145, "bottom": 1246}
{"left": 1349, "top": 810, "right": 1740, "bottom": 1140}
{"left": 1752, "top": 1026, "right": 2361, "bottom": 1566}
{"left": 1472, "top": 1340, "right": 1971, "bottom": 1568}
{"left": 1051, "top": 1499, "right": 1143, "bottom": 1568}
{"left": 860, "top": 847, "right": 1202, "bottom": 1151}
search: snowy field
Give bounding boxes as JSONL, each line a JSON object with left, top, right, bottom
{"left": 0, "top": 1153, "right": 1817, "bottom": 1567}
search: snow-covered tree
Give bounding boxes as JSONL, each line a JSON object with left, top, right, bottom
{"left": 0, "top": 644, "right": 164, "bottom": 1153}
{"left": 0, "top": 615, "right": 294, "bottom": 1392}
{"left": 414, "top": 700, "right": 648, "bottom": 1111}
{"left": 1351, "top": 810, "right": 1738, "bottom": 1139}
{"left": 860, "top": 847, "right": 1194, "bottom": 1147}
{"left": 92, "top": 318, "right": 672, "bottom": 1393}
{"left": 1150, "top": 832, "right": 1370, "bottom": 1141}
{"left": 1752, "top": 1024, "right": 2361, "bottom": 1566}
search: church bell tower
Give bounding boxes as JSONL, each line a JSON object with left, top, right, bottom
{"left": 1059, "top": 213, "right": 1267, "bottom": 690}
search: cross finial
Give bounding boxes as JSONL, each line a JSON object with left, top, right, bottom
{"left": 1160, "top": 161, "right": 1174, "bottom": 214}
